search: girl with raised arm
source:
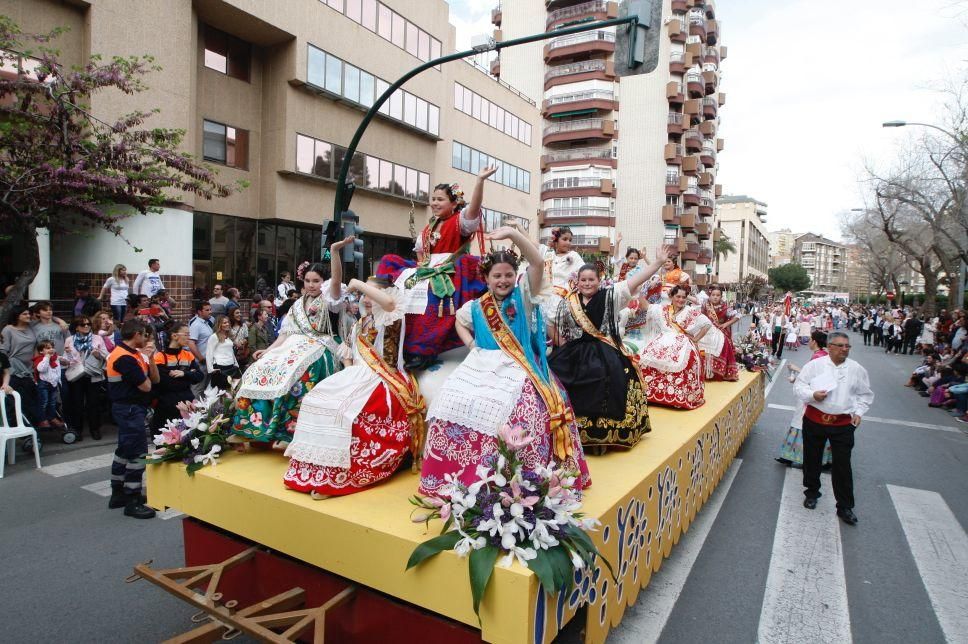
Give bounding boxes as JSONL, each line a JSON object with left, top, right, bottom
{"left": 376, "top": 167, "right": 497, "bottom": 371}
{"left": 418, "top": 224, "right": 590, "bottom": 496}
{"left": 230, "top": 237, "right": 353, "bottom": 443}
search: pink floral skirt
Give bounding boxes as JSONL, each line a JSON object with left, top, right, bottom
{"left": 642, "top": 349, "right": 705, "bottom": 410}
{"left": 418, "top": 380, "right": 591, "bottom": 496}
{"left": 283, "top": 384, "right": 411, "bottom": 496}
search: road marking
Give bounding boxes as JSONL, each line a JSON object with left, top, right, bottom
{"left": 41, "top": 452, "right": 114, "bottom": 478}
{"left": 157, "top": 508, "right": 185, "bottom": 520}
{"left": 610, "top": 459, "right": 743, "bottom": 644}
{"left": 758, "top": 469, "right": 851, "bottom": 644}
{"left": 887, "top": 485, "right": 968, "bottom": 643}
{"left": 766, "top": 404, "right": 964, "bottom": 434}
{"left": 764, "top": 359, "right": 787, "bottom": 399}
{"left": 80, "top": 479, "right": 113, "bottom": 497}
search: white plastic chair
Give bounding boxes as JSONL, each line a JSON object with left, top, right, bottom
{"left": 0, "top": 390, "right": 42, "bottom": 478}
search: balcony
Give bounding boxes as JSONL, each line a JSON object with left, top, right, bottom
{"left": 696, "top": 249, "right": 712, "bottom": 265}
{"left": 670, "top": 51, "right": 687, "bottom": 75}
{"left": 666, "top": 173, "right": 682, "bottom": 196}
{"left": 704, "top": 45, "right": 720, "bottom": 65}
{"left": 667, "top": 110, "right": 684, "bottom": 134}
{"left": 683, "top": 98, "right": 702, "bottom": 125}
{"left": 541, "top": 145, "right": 615, "bottom": 170}
{"left": 682, "top": 155, "right": 701, "bottom": 175}
{"left": 699, "top": 119, "right": 717, "bottom": 136}
{"left": 720, "top": 45, "right": 728, "bottom": 60}
{"left": 543, "top": 89, "right": 618, "bottom": 117}
{"left": 686, "top": 70, "right": 703, "bottom": 98}
{"left": 703, "top": 70, "right": 718, "bottom": 95}
{"left": 718, "top": 91, "right": 726, "bottom": 106}
{"left": 683, "top": 186, "right": 700, "bottom": 206}
{"left": 696, "top": 222, "right": 712, "bottom": 239}
{"left": 545, "top": 59, "right": 615, "bottom": 90}
{"left": 702, "top": 96, "right": 718, "bottom": 118}
{"left": 680, "top": 211, "right": 697, "bottom": 229}
{"left": 543, "top": 117, "right": 615, "bottom": 145}
{"left": 685, "top": 41, "right": 703, "bottom": 64}
{"left": 544, "top": 30, "right": 616, "bottom": 63}
{"left": 666, "top": 81, "right": 684, "bottom": 104}
{"left": 705, "top": 0, "right": 717, "bottom": 19}
{"left": 664, "top": 143, "right": 684, "bottom": 164}
{"left": 714, "top": 183, "right": 722, "bottom": 197}
{"left": 663, "top": 205, "right": 683, "bottom": 224}
{"left": 688, "top": 11, "right": 707, "bottom": 38}
{"left": 683, "top": 241, "right": 700, "bottom": 260}
{"left": 668, "top": 17, "right": 687, "bottom": 43}
{"left": 698, "top": 171, "right": 714, "bottom": 187}
{"left": 707, "top": 19, "right": 719, "bottom": 45}
{"left": 542, "top": 206, "right": 614, "bottom": 227}
{"left": 698, "top": 195, "right": 714, "bottom": 215}
{"left": 671, "top": 0, "right": 688, "bottom": 13}
{"left": 490, "top": 55, "right": 500, "bottom": 76}
{"left": 540, "top": 176, "right": 615, "bottom": 200}
{"left": 684, "top": 129, "right": 702, "bottom": 152}
{"left": 492, "top": 5, "right": 501, "bottom": 26}
{"left": 546, "top": 0, "right": 617, "bottom": 30}
{"left": 716, "top": 137, "right": 725, "bottom": 152}
{"left": 700, "top": 143, "right": 716, "bottom": 166}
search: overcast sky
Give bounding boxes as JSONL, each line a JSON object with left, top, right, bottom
{"left": 446, "top": 0, "right": 968, "bottom": 240}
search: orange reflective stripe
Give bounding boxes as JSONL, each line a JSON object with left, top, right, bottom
{"left": 106, "top": 344, "right": 148, "bottom": 379}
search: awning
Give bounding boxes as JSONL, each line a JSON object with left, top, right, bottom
{"left": 550, "top": 108, "right": 598, "bottom": 118}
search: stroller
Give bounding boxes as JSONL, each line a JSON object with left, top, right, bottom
{"left": 14, "top": 386, "right": 77, "bottom": 454}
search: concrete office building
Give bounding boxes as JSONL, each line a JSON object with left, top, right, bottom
{"left": 492, "top": 0, "right": 725, "bottom": 282}
{"left": 793, "top": 233, "right": 848, "bottom": 293}
{"left": 714, "top": 195, "right": 769, "bottom": 285}
{"left": 2, "top": 0, "right": 541, "bottom": 315}
{"left": 768, "top": 228, "right": 800, "bottom": 268}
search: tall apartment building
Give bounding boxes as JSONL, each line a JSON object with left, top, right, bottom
{"left": 714, "top": 195, "right": 769, "bottom": 285}
{"left": 845, "top": 244, "right": 872, "bottom": 301}
{"left": 2, "top": 0, "right": 541, "bottom": 314}
{"left": 492, "top": 0, "right": 725, "bottom": 283}
{"left": 793, "top": 233, "right": 848, "bottom": 293}
{"left": 768, "top": 228, "right": 800, "bottom": 268}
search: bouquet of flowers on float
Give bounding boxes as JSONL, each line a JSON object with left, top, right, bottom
{"left": 736, "top": 331, "right": 775, "bottom": 379}
{"left": 145, "top": 386, "right": 236, "bottom": 476}
{"left": 406, "top": 425, "right": 613, "bottom": 618}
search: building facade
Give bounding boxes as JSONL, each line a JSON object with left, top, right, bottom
{"left": 793, "top": 233, "right": 847, "bottom": 293}
{"left": 768, "top": 228, "right": 800, "bottom": 268}
{"left": 714, "top": 195, "right": 769, "bottom": 285}
{"left": 3, "top": 0, "right": 542, "bottom": 316}
{"left": 845, "top": 244, "right": 872, "bottom": 301}
{"left": 492, "top": 0, "right": 725, "bottom": 282}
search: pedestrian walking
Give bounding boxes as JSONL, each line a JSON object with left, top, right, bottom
{"left": 794, "top": 331, "right": 874, "bottom": 525}
{"left": 105, "top": 319, "right": 160, "bottom": 519}
{"left": 133, "top": 258, "right": 165, "bottom": 297}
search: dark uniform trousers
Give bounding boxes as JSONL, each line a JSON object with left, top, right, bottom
{"left": 802, "top": 416, "right": 855, "bottom": 510}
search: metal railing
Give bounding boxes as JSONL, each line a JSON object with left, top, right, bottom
{"left": 670, "top": 51, "right": 685, "bottom": 64}
{"left": 547, "top": 30, "right": 615, "bottom": 51}
{"left": 461, "top": 58, "right": 536, "bottom": 106}
{"left": 544, "top": 206, "right": 613, "bottom": 218}
{"left": 666, "top": 173, "right": 681, "bottom": 185}
{"left": 543, "top": 146, "right": 614, "bottom": 163}
{"left": 683, "top": 186, "right": 700, "bottom": 196}
{"left": 703, "top": 97, "right": 718, "bottom": 107}
{"left": 547, "top": 89, "right": 615, "bottom": 106}
{"left": 668, "top": 111, "right": 684, "bottom": 124}
{"left": 546, "top": 0, "right": 610, "bottom": 27}
{"left": 545, "top": 59, "right": 607, "bottom": 80}
{"left": 542, "top": 177, "right": 603, "bottom": 191}
{"left": 544, "top": 117, "right": 607, "bottom": 135}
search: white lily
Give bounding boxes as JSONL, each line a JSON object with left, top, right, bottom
{"left": 192, "top": 444, "right": 222, "bottom": 467}
{"left": 499, "top": 544, "right": 537, "bottom": 568}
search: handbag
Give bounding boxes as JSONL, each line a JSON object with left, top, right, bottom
{"left": 65, "top": 360, "right": 86, "bottom": 382}
{"left": 83, "top": 350, "right": 106, "bottom": 379}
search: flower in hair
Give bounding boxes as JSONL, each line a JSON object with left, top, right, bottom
{"left": 296, "top": 260, "right": 311, "bottom": 282}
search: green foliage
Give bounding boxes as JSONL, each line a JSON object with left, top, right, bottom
{"left": 469, "top": 545, "right": 500, "bottom": 618}
{"left": 405, "top": 531, "right": 462, "bottom": 571}
{"left": 768, "top": 263, "right": 812, "bottom": 292}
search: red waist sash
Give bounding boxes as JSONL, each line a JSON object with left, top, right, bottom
{"left": 804, "top": 405, "right": 853, "bottom": 426}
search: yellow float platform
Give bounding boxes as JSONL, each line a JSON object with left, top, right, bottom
{"left": 147, "top": 371, "right": 764, "bottom": 644}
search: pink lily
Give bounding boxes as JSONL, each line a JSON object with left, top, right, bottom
{"left": 500, "top": 479, "right": 540, "bottom": 509}
{"left": 497, "top": 424, "right": 535, "bottom": 452}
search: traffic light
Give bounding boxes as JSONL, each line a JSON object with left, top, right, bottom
{"left": 615, "top": 0, "right": 659, "bottom": 77}
{"left": 340, "top": 209, "right": 366, "bottom": 279}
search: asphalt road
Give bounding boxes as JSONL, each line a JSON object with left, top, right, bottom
{"left": 1, "top": 321, "right": 965, "bottom": 643}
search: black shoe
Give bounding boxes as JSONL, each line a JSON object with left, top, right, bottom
{"left": 803, "top": 497, "right": 818, "bottom": 510}
{"left": 109, "top": 492, "right": 146, "bottom": 509}
{"left": 403, "top": 354, "right": 428, "bottom": 371}
{"left": 124, "top": 502, "right": 156, "bottom": 519}
{"left": 90, "top": 428, "right": 102, "bottom": 440}
{"left": 775, "top": 457, "right": 792, "bottom": 466}
{"left": 837, "top": 508, "right": 858, "bottom": 525}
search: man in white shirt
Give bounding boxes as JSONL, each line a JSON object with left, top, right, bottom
{"left": 794, "top": 331, "right": 874, "bottom": 525}
{"left": 188, "top": 301, "right": 214, "bottom": 396}
{"left": 133, "top": 259, "right": 165, "bottom": 297}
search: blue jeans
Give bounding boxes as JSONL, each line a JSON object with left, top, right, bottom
{"left": 36, "top": 381, "right": 59, "bottom": 421}
{"left": 111, "top": 402, "right": 148, "bottom": 497}
{"left": 111, "top": 305, "right": 126, "bottom": 322}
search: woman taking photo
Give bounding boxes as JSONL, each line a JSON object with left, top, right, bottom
{"left": 63, "top": 316, "right": 107, "bottom": 440}
{"left": 150, "top": 322, "right": 204, "bottom": 433}
{"left": 231, "top": 238, "right": 352, "bottom": 443}
{"left": 206, "top": 315, "right": 240, "bottom": 391}
{"left": 548, "top": 248, "right": 669, "bottom": 452}
{"left": 638, "top": 284, "right": 712, "bottom": 409}
{"left": 419, "top": 224, "right": 590, "bottom": 497}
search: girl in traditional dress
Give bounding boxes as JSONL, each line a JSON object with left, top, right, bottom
{"left": 643, "top": 255, "right": 691, "bottom": 304}
{"left": 784, "top": 318, "right": 799, "bottom": 352}
{"left": 610, "top": 232, "right": 644, "bottom": 282}
{"left": 702, "top": 286, "right": 740, "bottom": 381}
{"left": 777, "top": 331, "right": 833, "bottom": 468}
{"left": 548, "top": 248, "right": 669, "bottom": 452}
{"left": 283, "top": 274, "right": 426, "bottom": 498}
{"left": 419, "top": 225, "right": 590, "bottom": 496}
{"left": 535, "top": 226, "right": 586, "bottom": 325}
{"left": 230, "top": 237, "right": 354, "bottom": 444}
{"left": 638, "top": 284, "right": 713, "bottom": 410}
{"left": 797, "top": 311, "right": 813, "bottom": 346}
{"left": 377, "top": 167, "right": 496, "bottom": 371}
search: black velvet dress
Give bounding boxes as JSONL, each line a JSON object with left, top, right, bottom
{"left": 549, "top": 287, "right": 651, "bottom": 450}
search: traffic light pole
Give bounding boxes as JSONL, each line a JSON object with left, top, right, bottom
{"left": 327, "top": 14, "right": 643, "bottom": 253}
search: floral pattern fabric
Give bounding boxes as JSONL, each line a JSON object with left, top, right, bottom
{"left": 639, "top": 305, "right": 706, "bottom": 409}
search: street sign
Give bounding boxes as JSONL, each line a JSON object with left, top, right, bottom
{"left": 886, "top": 292, "right": 895, "bottom": 300}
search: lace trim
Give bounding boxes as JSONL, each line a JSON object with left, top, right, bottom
{"left": 284, "top": 442, "right": 351, "bottom": 469}
{"left": 428, "top": 348, "right": 526, "bottom": 437}
{"left": 236, "top": 335, "right": 337, "bottom": 400}
{"left": 371, "top": 287, "right": 406, "bottom": 328}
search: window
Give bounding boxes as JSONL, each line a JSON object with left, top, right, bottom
{"left": 393, "top": 165, "right": 406, "bottom": 196}
{"left": 416, "top": 97, "right": 428, "bottom": 131}
{"left": 203, "top": 119, "right": 248, "bottom": 170}
{"left": 389, "top": 89, "right": 403, "bottom": 120}
{"left": 359, "top": 71, "right": 375, "bottom": 107}
{"left": 345, "top": 0, "right": 361, "bottom": 22}
{"left": 454, "top": 83, "right": 463, "bottom": 109}
{"left": 322, "top": 1, "right": 442, "bottom": 69}
{"left": 428, "top": 104, "right": 439, "bottom": 136}
{"left": 451, "top": 142, "right": 531, "bottom": 193}
{"left": 362, "top": 0, "right": 377, "bottom": 30}
{"left": 391, "top": 13, "right": 405, "bottom": 48}
{"left": 377, "top": 3, "right": 392, "bottom": 38}
{"left": 343, "top": 64, "right": 360, "bottom": 103}
{"left": 379, "top": 160, "right": 392, "bottom": 191}
{"left": 307, "top": 46, "right": 326, "bottom": 87}
{"left": 325, "top": 53, "right": 342, "bottom": 94}
{"left": 403, "top": 92, "right": 417, "bottom": 126}
{"left": 406, "top": 22, "right": 419, "bottom": 56}
{"left": 418, "top": 30, "right": 430, "bottom": 62}
{"left": 203, "top": 26, "right": 251, "bottom": 82}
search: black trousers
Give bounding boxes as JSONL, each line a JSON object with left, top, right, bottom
{"left": 771, "top": 329, "right": 784, "bottom": 358}
{"left": 66, "top": 374, "right": 101, "bottom": 436}
{"left": 872, "top": 327, "right": 882, "bottom": 346}
{"left": 802, "top": 417, "right": 855, "bottom": 510}
{"left": 862, "top": 328, "right": 873, "bottom": 345}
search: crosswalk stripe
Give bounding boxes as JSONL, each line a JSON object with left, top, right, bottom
{"left": 764, "top": 360, "right": 787, "bottom": 398}
{"left": 41, "top": 452, "right": 114, "bottom": 478}
{"left": 80, "top": 480, "right": 113, "bottom": 497}
{"left": 758, "top": 469, "right": 851, "bottom": 644}
{"left": 610, "top": 459, "right": 743, "bottom": 644}
{"left": 765, "top": 404, "right": 964, "bottom": 435}
{"left": 157, "top": 508, "right": 185, "bottom": 521}
{"left": 887, "top": 485, "right": 968, "bottom": 643}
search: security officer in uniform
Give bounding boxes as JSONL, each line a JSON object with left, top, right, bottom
{"left": 105, "top": 319, "right": 160, "bottom": 519}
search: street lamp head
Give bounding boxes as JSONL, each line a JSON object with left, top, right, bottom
{"left": 882, "top": 120, "right": 907, "bottom": 128}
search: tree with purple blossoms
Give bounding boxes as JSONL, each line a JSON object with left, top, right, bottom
{"left": 0, "top": 17, "right": 238, "bottom": 323}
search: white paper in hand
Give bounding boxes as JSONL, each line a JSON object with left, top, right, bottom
{"left": 811, "top": 372, "right": 838, "bottom": 394}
